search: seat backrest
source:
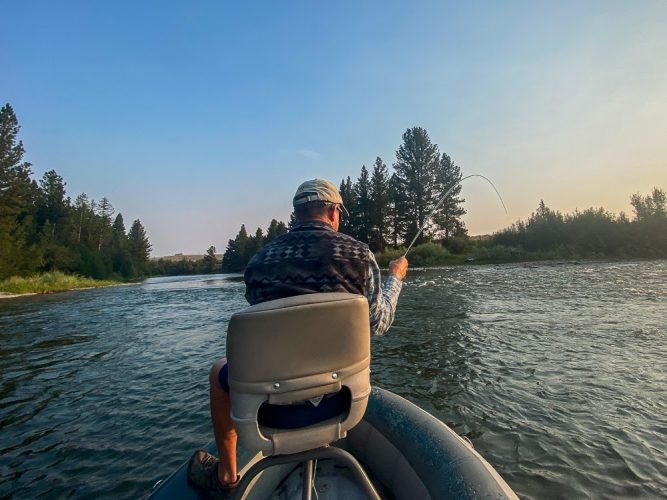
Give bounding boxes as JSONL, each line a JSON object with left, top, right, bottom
{"left": 227, "top": 292, "right": 371, "bottom": 456}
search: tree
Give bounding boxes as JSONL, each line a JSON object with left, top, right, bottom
{"left": 96, "top": 197, "right": 114, "bottom": 251}
{"left": 432, "top": 152, "right": 466, "bottom": 243}
{"left": 353, "top": 166, "right": 372, "bottom": 243}
{"left": 110, "top": 213, "right": 133, "bottom": 277}
{"left": 72, "top": 193, "right": 92, "bottom": 244}
{"left": 387, "top": 173, "right": 407, "bottom": 248}
{"left": 0, "top": 103, "right": 36, "bottom": 278}
{"left": 0, "top": 103, "right": 34, "bottom": 218}
{"left": 393, "top": 127, "right": 441, "bottom": 245}
{"left": 631, "top": 188, "right": 667, "bottom": 221}
{"left": 221, "top": 224, "right": 250, "bottom": 272}
{"left": 248, "top": 227, "right": 264, "bottom": 257}
{"left": 37, "top": 170, "right": 69, "bottom": 237}
{"left": 202, "top": 246, "right": 218, "bottom": 273}
{"left": 265, "top": 219, "right": 288, "bottom": 244}
{"left": 369, "top": 157, "right": 391, "bottom": 251}
{"left": 127, "top": 219, "right": 151, "bottom": 274}
{"left": 338, "top": 177, "right": 356, "bottom": 237}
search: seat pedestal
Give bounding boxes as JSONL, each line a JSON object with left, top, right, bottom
{"left": 232, "top": 446, "right": 381, "bottom": 500}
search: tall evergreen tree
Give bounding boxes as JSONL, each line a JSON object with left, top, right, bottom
{"left": 248, "top": 227, "right": 264, "bottom": 257}
{"left": 110, "top": 213, "right": 133, "bottom": 277}
{"left": 393, "top": 127, "right": 441, "bottom": 244}
{"left": 369, "top": 157, "right": 391, "bottom": 251}
{"left": 0, "top": 104, "right": 36, "bottom": 278}
{"left": 127, "top": 219, "right": 151, "bottom": 273}
{"left": 265, "top": 219, "right": 288, "bottom": 244}
{"left": 96, "top": 197, "right": 114, "bottom": 251}
{"left": 338, "top": 176, "right": 356, "bottom": 237}
{"left": 221, "top": 224, "right": 250, "bottom": 272}
{"left": 387, "top": 173, "right": 407, "bottom": 248}
{"left": 72, "top": 193, "right": 92, "bottom": 245}
{"left": 432, "top": 152, "right": 466, "bottom": 243}
{"left": 37, "top": 170, "right": 69, "bottom": 237}
{"left": 353, "top": 166, "right": 372, "bottom": 243}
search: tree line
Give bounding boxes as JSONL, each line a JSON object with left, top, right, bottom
{"left": 0, "top": 103, "right": 152, "bottom": 280}
{"left": 490, "top": 190, "right": 667, "bottom": 260}
{"left": 220, "top": 127, "right": 468, "bottom": 271}
{"left": 220, "top": 123, "right": 666, "bottom": 269}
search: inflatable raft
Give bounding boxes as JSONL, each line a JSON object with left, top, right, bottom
{"left": 150, "top": 293, "right": 517, "bottom": 499}
{"left": 150, "top": 387, "right": 517, "bottom": 499}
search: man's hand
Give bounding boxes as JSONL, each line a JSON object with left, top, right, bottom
{"left": 389, "top": 256, "right": 408, "bottom": 280}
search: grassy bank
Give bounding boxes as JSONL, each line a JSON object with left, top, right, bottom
{"left": 375, "top": 243, "right": 466, "bottom": 267}
{"left": 374, "top": 242, "right": 601, "bottom": 268}
{"left": 0, "top": 271, "right": 120, "bottom": 295}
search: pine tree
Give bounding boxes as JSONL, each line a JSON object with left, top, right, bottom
{"left": 37, "top": 170, "right": 69, "bottom": 238}
{"left": 338, "top": 177, "right": 356, "bottom": 237}
{"left": 369, "top": 157, "right": 390, "bottom": 251}
{"left": 432, "top": 152, "right": 466, "bottom": 243}
{"left": 393, "top": 127, "right": 441, "bottom": 245}
{"left": 352, "top": 166, "right": 372, "bottom": 243}
{"left": 72, "top": 193, "right": 92, "bottom": 245}
{"left": 0, "top": 103, "right": 36, "bottom": 278}
{"left": 266, "top": 219, "right": 288, "bottom": 244}
{"left": 387, "top": 173, "right": 407, "bottom": 248}
{"left": 110, "top": 213, "right": 133, "bottom": 277}
{"left": 248, "top": 227, "right": 264, "bottom": 257}
{"left": 127, "top": 219, "right": 151, "bottom": 274}
{"left": 0, "top": 103, "right": 34, "bottom": 218}
{"left": 96, "top": 197, "right": 115, "bottom": 251}
{"left": 221, "top": 224, "right": 250, "bottom": 272}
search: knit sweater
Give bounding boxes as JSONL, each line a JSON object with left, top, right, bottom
{"left": 244, "top": 220, "right": 370, "bottom": 305}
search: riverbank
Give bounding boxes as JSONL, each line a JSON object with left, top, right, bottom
{"left": 373, "top": 242, "right": 663, "bottom": 268}
{"left": 0, "top": 271, "right": 124, "bottom": 298}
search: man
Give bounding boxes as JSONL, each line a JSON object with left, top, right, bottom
{"left": 188, "top": 179, "right": 408, "bottom": 497}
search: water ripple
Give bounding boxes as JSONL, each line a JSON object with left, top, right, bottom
{"left": 1, "top": 263, "right": 666, "bottom": 498}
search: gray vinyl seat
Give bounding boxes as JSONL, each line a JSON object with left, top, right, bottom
{"left": 227, "top": 292, "right": 372, "bottom": 457}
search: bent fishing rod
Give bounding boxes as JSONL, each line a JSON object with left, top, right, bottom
{"left": 403, "top": 174, "right": 508, "bottom": 257}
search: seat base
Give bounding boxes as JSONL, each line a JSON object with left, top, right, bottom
{"left": 232, "top": 446, "right": 381, "bottom": 500}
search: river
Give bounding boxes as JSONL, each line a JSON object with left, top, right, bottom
{"left": 1, "top": 260, "right": 665, "bottom": 498}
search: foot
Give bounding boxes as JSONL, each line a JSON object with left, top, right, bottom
{"left": 187, "top": 450, "right": 240, "bottom": 499}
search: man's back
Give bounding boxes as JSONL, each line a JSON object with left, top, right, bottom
{"left": 244, "top": 220, "right": 370, "bottom": 304}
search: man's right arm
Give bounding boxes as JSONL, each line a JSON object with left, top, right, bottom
{"left": 366, "top": 252, "right": 407, "bottom": 336}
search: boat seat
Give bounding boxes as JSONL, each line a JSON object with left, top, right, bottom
{"left": 227, "top": 292, "right": 372, "bottom": 456}
{"left": 227, "top": 292, "right": 380, "bottom": 499}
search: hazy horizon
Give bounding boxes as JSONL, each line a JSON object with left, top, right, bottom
{"left": 4, "top": 1, "right": 666, "bottom": 256}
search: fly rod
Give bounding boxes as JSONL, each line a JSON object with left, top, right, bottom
{"left": 403, "top": 174, "right": 508, "bottom": 256}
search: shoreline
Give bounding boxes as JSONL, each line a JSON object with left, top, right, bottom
{"left": 0, "top": 282, "right": 136, "bottom": 300}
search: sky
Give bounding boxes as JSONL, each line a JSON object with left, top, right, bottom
{"left": 3, "top": 1, "right": 666, "bottom": 256}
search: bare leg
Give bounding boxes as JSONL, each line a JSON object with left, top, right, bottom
{"left": 210, "top": 358, "right": 238, "bottom": 485}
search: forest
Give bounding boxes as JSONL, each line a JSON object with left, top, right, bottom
{"left": 0, "top": 104, "right": 151, "bottom": 281}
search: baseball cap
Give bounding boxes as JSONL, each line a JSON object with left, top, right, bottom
{"left": 293, "top": 179, "right": 349, "bottom": 217}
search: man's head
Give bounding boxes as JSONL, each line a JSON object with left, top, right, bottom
{"left": 293, "top": 179, "right": 349, "bottom": 230}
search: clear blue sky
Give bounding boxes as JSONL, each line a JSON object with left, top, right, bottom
{"left": 4, "top": 1, "right": 666, "bottom": 255}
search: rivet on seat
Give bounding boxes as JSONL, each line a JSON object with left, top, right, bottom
{"left": 274, "top": 383, "right": 280, "bottom": 389}
{"left": 332, "top": 373, "right": 338, "bottom": 379}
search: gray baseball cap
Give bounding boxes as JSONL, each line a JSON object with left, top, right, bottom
{"left": 293, "top": 179, "right": 349, "bottom": 217}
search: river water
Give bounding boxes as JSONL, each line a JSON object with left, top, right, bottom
{"left": 1, "top": 261, "right": 665, "bottom": 499}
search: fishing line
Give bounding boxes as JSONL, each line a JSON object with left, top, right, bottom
{"left": 403, "top": 174, "right": 508, "bottom": 256}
